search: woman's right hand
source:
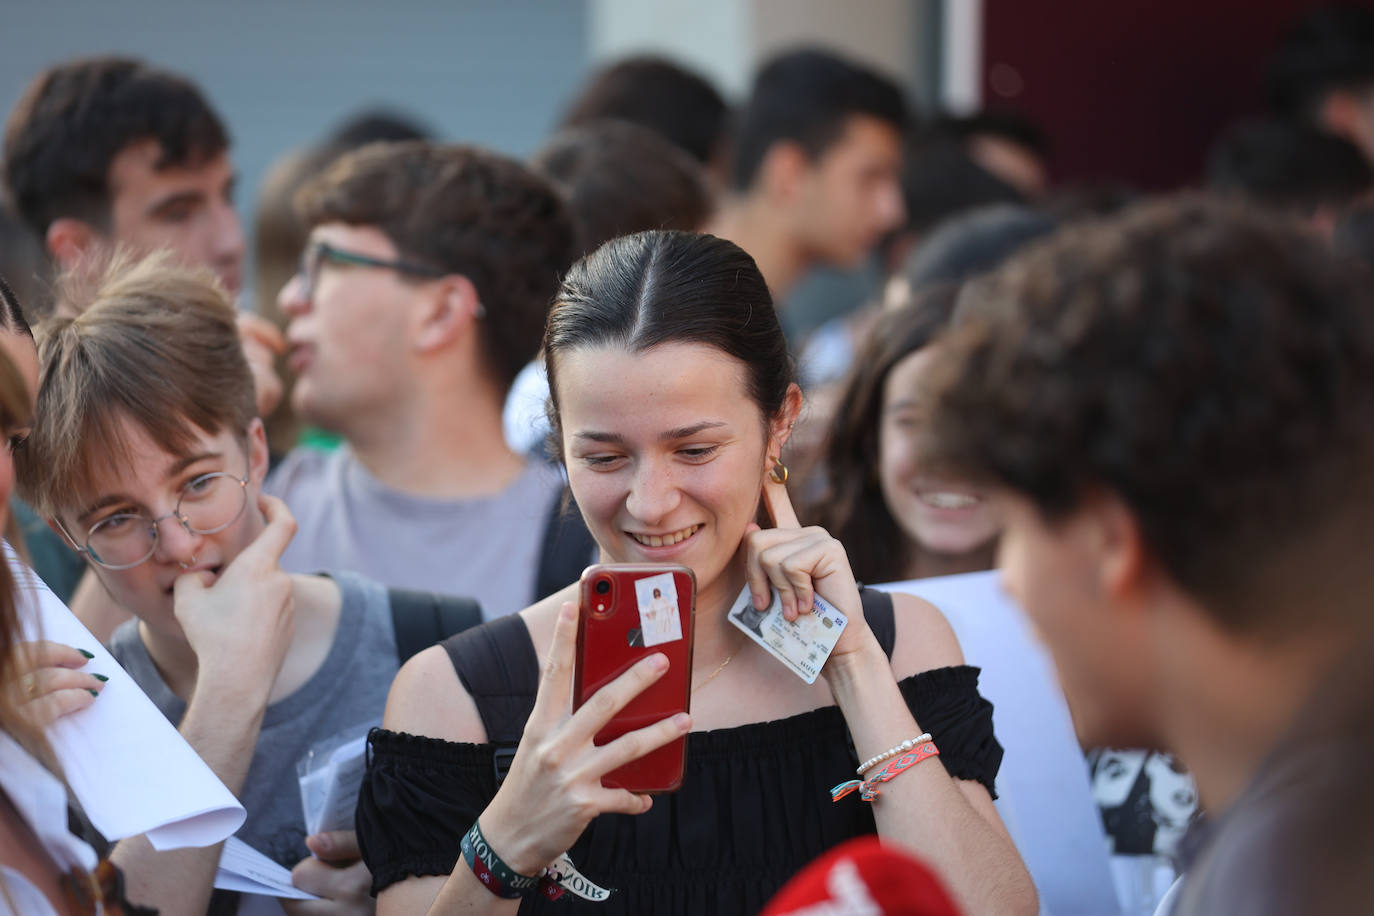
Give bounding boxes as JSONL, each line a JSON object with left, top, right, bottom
{"left": 15, "top": 640, "right": 107, "bottom": 726}
{"left": 478, "top": 600, "right": 691, "bottom": 877}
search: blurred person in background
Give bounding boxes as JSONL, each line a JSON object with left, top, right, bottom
{"left": 1267, "top": 3, "right": 1374, "bottom": 166}
{"left": 794, "top": 205, "right": 1055, "bottom": 493}
{"left": 796, "top": 136, "right": 1026, "bottom": 414}
{"left": 922, "top": 196, "right": 1374, "bottom": 914}
{"left": 271, "top": 142, "right": 590, "bottom": 615}
{"left": 255, "top": 108, "right": 435, "bottom": 458}
{"left": 17, "top": 253, "right": 399, "bottom": 914}
{"left": 879, "top": 132, "right": 1026, "bottom": 277}
{"left": 3, "top": 56, "right": 243, "bottom": 305}
{"left": 928, "top": 112, "right": 1050, "bottom": 201}
{"left": 1206, "top": 116, "right": 1372, "bottom": 236}
{"left": 806, "top": 284, "right": 995, "bottom": 585}
{"left": 504, "top": 119, "right": 715, "bottom": 456}
{"left": 557, "top": 55, "right": 732, "bottom": 191}
{"left": 708, "top": 48, "right": 907, "bottom": 304}
{"left": 533, "top": 120, "right": 713, "bottom": 259}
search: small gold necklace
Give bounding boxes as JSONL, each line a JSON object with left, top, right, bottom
{"left": 692, "top": 650, "right": 738, "bottom": 694}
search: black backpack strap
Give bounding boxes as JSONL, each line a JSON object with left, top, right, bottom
{"left": 389, "top": 587, "right": 484, "bottom": 665}
{"left": 441, "top": 614, "right": 539, "bottom": 784}
{"left": 534, "top": 489, "right": 598, "bottom": 600}
{"left": 859, "top": 587, "right": 897, "bottom": 660}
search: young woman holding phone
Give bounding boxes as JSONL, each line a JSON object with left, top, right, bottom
{"left": 357, "top": 231, "right": 1036, "bottom": 915}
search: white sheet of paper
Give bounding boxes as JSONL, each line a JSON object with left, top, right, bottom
{"left": 298, "top": 731, "right": 369, "bottom": 836}
{"left": 877, "top": 572, "right": 1122, "bottom": 916}
{"left": 8, "top": 545, "right": 245, "bottom": 851}
{"left": 215, "top": 837, "right": 318, "bottom": 900}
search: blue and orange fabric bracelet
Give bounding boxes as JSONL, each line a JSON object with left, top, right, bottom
{"left": 831, "top": 738, "right": 941, "bottom": 802}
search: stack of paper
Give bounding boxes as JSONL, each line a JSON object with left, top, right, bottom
{"left": 216, "top": 837, "right": 318, "bottom": 900}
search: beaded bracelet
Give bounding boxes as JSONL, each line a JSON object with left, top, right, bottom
{"left": 855, "top": 733, "right": 932, "bottom": 776}
{"left": 460, "top": 819, "right": 545, "bottom": 899}
{"left": 831, "top": 739, "right": 940, "bottom": 802}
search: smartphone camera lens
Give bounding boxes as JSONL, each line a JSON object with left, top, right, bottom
{"left": 595, "top": 579, "right": 611, "bottom": 595}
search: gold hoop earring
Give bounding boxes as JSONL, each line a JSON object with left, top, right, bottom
{"left": 768, "top": 456, "right": 789, "bottom": 485}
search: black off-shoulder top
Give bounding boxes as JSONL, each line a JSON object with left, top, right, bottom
{"left": 357, "top": 590, "right": 1002, "bottom": 915}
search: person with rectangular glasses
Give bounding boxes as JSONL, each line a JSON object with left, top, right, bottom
{"left": 269, "top": 141, "right": 591, "bottom": 621}
{"left": 16, "top": 251, "right": 400, "bottom": 914}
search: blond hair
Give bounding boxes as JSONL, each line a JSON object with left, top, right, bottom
{"left": 16, "top": 251, "right": 256, "bottom": 518}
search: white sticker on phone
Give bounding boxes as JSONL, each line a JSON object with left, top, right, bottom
{"left": 634, "top": 572, "right": 683, "bottom": 648}
{"left": 728, "top": 585, "right": 848, "bottom": 684}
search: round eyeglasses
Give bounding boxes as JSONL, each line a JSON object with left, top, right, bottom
{"left": 80, "top": 471, "right": 250, "bottom": 570}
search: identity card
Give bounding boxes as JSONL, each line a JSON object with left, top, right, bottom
{"left": 727, "top": 584, "right": 848, "bottom": 684}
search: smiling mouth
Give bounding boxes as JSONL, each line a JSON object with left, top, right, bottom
{"left": 917, "top": 491, "right": 982, "bottom": 510}
{"left": 628, "top": 524, "right": 702, "bottom": 548}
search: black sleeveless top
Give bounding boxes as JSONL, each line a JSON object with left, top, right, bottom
{"left": 357, "top": 590, "right": 1002, "bottom": 914}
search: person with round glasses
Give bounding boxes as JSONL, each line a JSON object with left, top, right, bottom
{"left": 68, "top": 467, "right": 250, "bottom": 570}
{"left": 14, "top": 252, "right": 400, "bottom": 914}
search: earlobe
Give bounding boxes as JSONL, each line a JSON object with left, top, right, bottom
{"left": 771, "top": 383, "right": 804, "bottom": 452}
{"left": 414, "top": 275, "right": 478, "bottom": 353}
{"left": 46, "top": 218, "right": 101, "bottom": 269}
{"left": 1094, "top": 491, "right": 1147, "bottom": 601}
{"left": 761, "top": 142, "right": 811, "bottom": 202}
{"left": 246, "top": 417, "right": 271, "bottom": 485}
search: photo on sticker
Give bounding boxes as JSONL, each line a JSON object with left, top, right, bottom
{"left": 634, "top": 572, "right": 683, "bottom": 647}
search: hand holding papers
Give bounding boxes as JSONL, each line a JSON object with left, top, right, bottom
{"left": 8, "top": 544, "right": 245, "bottom": 851}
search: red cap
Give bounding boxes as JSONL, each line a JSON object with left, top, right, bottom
{"left": 761, "top": 837, "right": 962, "bottom": 916}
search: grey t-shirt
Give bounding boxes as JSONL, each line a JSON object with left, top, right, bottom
{"left": 266, "top": 447, "right": 565, "bottom": 620}
{"left": 108, "top": 570, "right": 398, "bottom": 869}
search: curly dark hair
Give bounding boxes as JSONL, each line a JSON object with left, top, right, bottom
{"left": 296, "top": 141, "right": 577, "bottom": 392}
{"left": 923, "top": 195, "right": 1374, "bottom": 629}
{"left": 806, "top": 283, "right": 961, "bottom": 583}
{"left": 3, "top": 56, "right": 228, "bottom": 238}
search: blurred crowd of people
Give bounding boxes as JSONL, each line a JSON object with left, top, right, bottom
{"left": 1, "top": 4, "right": 1374, "bottom": 916}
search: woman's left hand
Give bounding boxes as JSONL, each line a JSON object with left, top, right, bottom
{"left": 15, "top": 640, "right": 107, "bottom": 727}
{"left": 742, "top": 478, "right": 874, "bottom": 659}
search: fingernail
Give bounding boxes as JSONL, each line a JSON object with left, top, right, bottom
{"left": 650, "top": 654, "right": 669, "bottom": 672}
{"left": 91, "top": 674, "right": 109, "bottom": 682}
{"left": 311, "top": 833, "right": 332, "bottom": 854}
{"left": 753, "top": 594, "right": 768, "bottom": 610}
{"left": 86, "top": 688, "right": 100, "bottom": 697}
{"left": 78, "top": 649, "right": 95, "bottom": 659}
{"left": 672, "top": 713, "right": 691, "bottom": 729}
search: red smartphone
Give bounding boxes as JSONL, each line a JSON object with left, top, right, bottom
{"left": 574, "top": 563, "right": 695, "bottom": 793}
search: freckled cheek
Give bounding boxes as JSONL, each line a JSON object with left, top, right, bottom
{"left": 567, "top": 472, "right": 627, "bottom": 537}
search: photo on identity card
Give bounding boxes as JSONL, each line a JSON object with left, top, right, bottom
{"left": 634, "top": 572, "right": 683, "bottom": 647}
